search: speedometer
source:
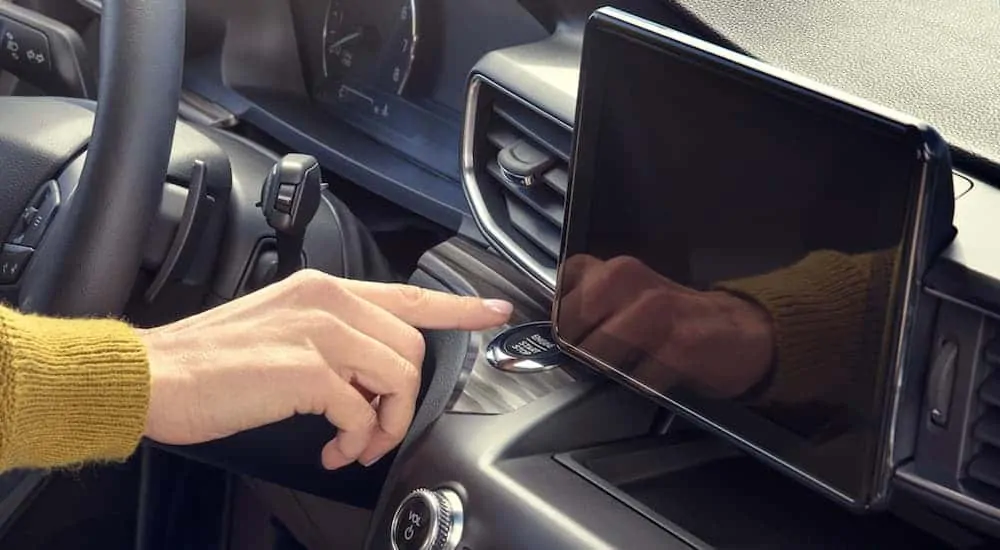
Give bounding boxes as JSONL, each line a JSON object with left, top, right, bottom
{"left": 322, "top": 0, "right": 417, "bottom": 96}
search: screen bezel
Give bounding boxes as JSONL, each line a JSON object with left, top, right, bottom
{"left": 552, "top": 7, "right": 948, "bottom": 509}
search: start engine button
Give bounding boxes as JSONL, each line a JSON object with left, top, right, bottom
{"left": 391, "top": 488, "right": 463, "bottom": 550}
{"left": 485, "top": 321, "right": 563, "bottom": 373}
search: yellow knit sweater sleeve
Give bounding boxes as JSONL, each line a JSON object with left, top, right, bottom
{"left": 715, "top": 248, "right": 898, "bottom": 407}
{"left": 0, "top": 305, "right": 149, "bottom": 471}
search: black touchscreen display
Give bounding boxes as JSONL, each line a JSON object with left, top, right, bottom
{"left": 554, "top": 9, "right": 951, "bottom": 505}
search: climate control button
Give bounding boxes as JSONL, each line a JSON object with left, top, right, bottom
{"left": 390, "top": 487, "right": 464, "bottom": 550}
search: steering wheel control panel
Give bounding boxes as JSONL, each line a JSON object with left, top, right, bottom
{"left": 390, "top": 487, "right": 464, "bottom": 550}
{"left": 1, "top": 180, "right": 60, "bottom": 285}
{"left": 0, "top": 4, "right": 93, "bottom": 98}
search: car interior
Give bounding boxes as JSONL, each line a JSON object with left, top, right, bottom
{"left": 0, "top": 0, "right": 999, "bottom": 549}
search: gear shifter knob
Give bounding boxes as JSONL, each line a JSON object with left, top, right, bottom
{"left": 260, "top": 154, "right": 322, "bottom": 235}
{"left": 259, "top": 154, "right": 323, "bottom": 280}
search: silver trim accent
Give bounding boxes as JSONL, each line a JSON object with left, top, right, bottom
{"left": 461, "top": 74, "right": 570, "bottom": 293}
{"left": 389, "top": 488, "right": 464, "bottom": 550}
{"left": 498, "top": 164, "right": 531, "bottom": 187}
{"left": 447, "top": 325, "right": 577, "bottom": 415}
{"left": 551, "top": 6, "right": 940, "bottom": 509}
{"left": 897, "top": 469, "right": 1000, "bottom": 522}
{"left": 437, "top": 488, "right": 465, "bottom": 550}
{"left": 924, "top": 286, "right": 1000, "bottom": 324}
{"left": 881, "top": 146, "right": 934, "bottom": 503}
{"left": 485, "top": 321, "right": 561, "bottom": 373}
{"left": 444, "top": 328, "right": 487, "bottom": 410}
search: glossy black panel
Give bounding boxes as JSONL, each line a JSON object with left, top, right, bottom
{"left": 554, "top": 9, "right": 953, "bottom": 505}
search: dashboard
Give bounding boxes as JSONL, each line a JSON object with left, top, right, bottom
{"left": 173, "top": 0, "right": 552, "bottom": 233}
{"left": 56, "top": 0, "right": 1000, "bottom": 547}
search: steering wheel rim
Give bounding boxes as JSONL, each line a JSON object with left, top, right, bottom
{"left": 17, "top": 0, "right": 185, "bottom": 317}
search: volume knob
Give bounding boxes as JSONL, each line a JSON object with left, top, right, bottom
{"left": 390, "top": 487, "right": 464, "bottom": 550}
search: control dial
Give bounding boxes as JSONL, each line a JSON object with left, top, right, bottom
{"left": 390, "top": 487, "right": 464, "bottom": 550}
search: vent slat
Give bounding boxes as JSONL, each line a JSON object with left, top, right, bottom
{"left": 984, "top": 339, "right": 1000, "bottom": 366}
{"left": 974, "top": 411, "right": 1000, "bottom": 448}
{"left": 466, "top": 80, "right": 571, "bottom": 288}
{"left": 486, "top": 126, "right": 520, "bottom": 150}
{"left": 506, "top": 195, "right": 562, "bottom": 259}
{"left": 487, "top": 160, "right": 564, "bottom": 227}
{"left": 980, "top": 373, "right": 1000, "bottom": 408}
{"left": 493, "top": 101, "right": 571, "bottom": 161}
{"left": 968, "top": 448, "right": 1000, "bottom": 490}
{"left": 542, "top": 166, "right": 569, "bottom": 196}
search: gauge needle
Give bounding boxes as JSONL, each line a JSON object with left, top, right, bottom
{"left": 329, "top": 30, "right": 363, "bottom": 51}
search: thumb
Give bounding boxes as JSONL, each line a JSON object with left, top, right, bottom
{"left": 336, "top": 279, "right": 514, "bottom": 330}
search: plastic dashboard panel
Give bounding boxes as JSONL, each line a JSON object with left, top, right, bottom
{"left": 667, "top": 0, "right": 1000, "bottom": 179}
{"left": 178, "top": 0, "right": 552, "bottom": 239}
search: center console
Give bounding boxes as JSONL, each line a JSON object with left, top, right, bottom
{"left": 360, "top": 7, "right": 1000, "bottom": 550}
{"left": 363, "top": 237, "right": 958, "bottom": 549}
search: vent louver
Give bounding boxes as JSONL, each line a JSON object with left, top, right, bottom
{"left": 462, "top": 76, "right": 572, "bottom": 291}
{"left": 966, "top": 340, "right": 1000, "bottom": 500}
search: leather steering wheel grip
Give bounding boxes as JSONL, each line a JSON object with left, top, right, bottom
{"left": 19, "top": 0, "right": 185, "bottom": 317}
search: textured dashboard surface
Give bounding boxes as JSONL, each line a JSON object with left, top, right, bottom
{"left": 671, "top": 0, "right": 1000, "bottom": 168}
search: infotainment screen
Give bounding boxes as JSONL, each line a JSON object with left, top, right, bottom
{"left": 554, "top": 8, "right": 954, "bottom": 506}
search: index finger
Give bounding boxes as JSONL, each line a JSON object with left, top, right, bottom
{"left": 560, "top": 253, "right": 602, "bottom": 293}
{"left": 335, "top": 279, "right": 513, "bottom": 330}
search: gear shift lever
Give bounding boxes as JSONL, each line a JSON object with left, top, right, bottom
{"left": 259, "top": 154, "right": 323, "bottom": 281}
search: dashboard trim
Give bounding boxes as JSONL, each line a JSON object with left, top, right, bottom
{"left": 461, "top": 73, "right": 566, "bottom": 293}
{"left": 555, "top": 449, "right": 713, "bottom": 550}
{"left": 925, "top": 287, "right": 1000, "bottom": 325}
{"left": 897, "top": 468, "right": 1000, "bottom": 523}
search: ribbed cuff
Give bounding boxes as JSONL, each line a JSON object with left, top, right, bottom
{"left": 714, "top": 250, "right": 875, "bottom": 405}
{"left": 0, "top": 309, "right": 149, "bottom": 470}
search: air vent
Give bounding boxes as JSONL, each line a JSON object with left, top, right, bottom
{"left": 462, "top": 75, "right": 572, "bottom": 291}
{"left": 965, "top": 339, "right": 1000, "bottom": 500}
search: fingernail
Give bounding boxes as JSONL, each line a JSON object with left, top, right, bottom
{"left": 483, "top": 299, "right": 513, "bottom": 315}
{"left": 323, "top": 452, "right": 354, "bottom": 471}
{"left": 362, "top": 453, "right": 387, "bottom": 467}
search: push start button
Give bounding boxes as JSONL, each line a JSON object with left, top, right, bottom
{"left": 485, "top": 321, "right": 563, "bottom": 373}
{"left": 391, "top": 488, "right": 463, "bottom": 550}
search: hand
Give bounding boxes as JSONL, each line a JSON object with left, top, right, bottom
{"left": 559, "top": 255, "right": 773, "bottom": 398}
{"left": 138, "top": 269, "right": 512, "bottom": 469}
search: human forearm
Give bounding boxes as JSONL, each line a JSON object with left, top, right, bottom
{"left": 716, "top": 249, "right": 897, "bottom": 406}
{"left": 0, "top": 306, "right": 149, "bottom": 471}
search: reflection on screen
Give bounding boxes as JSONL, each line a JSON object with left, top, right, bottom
{"left": 556, "top": 26, "right": 921, "bottom": 500}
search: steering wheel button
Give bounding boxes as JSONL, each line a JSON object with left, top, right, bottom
{"left": 0, "top": 243, "right": 33, "bottom": 284}
{"left": 9, "top": 180, "right": 60, "bottom": 248}
{"left": 0, "top": 17, "right": 52, "bottom": 71}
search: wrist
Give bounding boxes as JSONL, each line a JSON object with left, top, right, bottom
{"left": 139, "top": 328, "right": 186, "bottom": 444}
{"left": 708, "top": 290, "right": 776, "bottom": 397}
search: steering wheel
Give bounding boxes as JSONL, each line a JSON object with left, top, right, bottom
{"left": 2, "top": 0, "right": 183, "bottom": 317}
